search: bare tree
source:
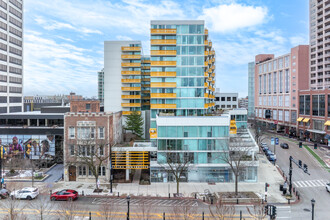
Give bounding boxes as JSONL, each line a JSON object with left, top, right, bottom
{"left": 246, "top": 201, "right": 267, "bottom": 220}
{"left": 57, "top": 200, "right": 86, "bottom": 220}
{"left": 250, "top": 116, "right": 267, "bottom": 153}
{"left": 218, "top": 132, "right": 257, "bottom": 196}
{"left": 29, "top": 194, "right": 54, "bottom": 220}
{"left": 164, "top": 152, "right": 193, "bottom": 195}
{"left": 66, "top": 138, "right": 111, "bottom": 190}
{"left": 172, "top": 204, "right": 198, "bottom": 220}
{"left": 98, "top": 202, "right": 119, "bottom": 220}
{"left": 209, "top": 197, "right": 235, "bottom": 220}
{"left": 135, "top": 198, "right": 154, "bottom": 220}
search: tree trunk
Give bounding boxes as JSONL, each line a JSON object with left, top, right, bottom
{"left": 176, "top": 178, "right": 180, "bottom": 194}
{"left": 96, "top": 176, "right": 99, "bottom": 189}
{"left": 235, "top": 173, "right": 238, "bottom": 196}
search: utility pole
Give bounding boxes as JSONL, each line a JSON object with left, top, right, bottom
{"left": 289, "top": 156, "right": 293, "bottom": 196}
{"left": 288, "top": 155, "right": 310, "bottom": 196}
{"left": 109, "top": 143, "right": 113, "bottom": 193}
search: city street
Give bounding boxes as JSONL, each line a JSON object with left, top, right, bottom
{"left": 262, "top": 132, "right": 330, "bottom": 220}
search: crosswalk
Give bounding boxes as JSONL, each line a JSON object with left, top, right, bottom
{"left": 92, "top": 197, "right": 198, "bottom": 207}
{"left": 293, "top": 179, "right": 328, "bottom": 188}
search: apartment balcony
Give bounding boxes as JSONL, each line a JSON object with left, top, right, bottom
{"left": 205, "top": 29, "right": 208, "bottom": 35}
{"left": 212, "top": 87, "right": 215, "bottom": 92}
{"left": 121, "top": 79, "right": 141, "bottom": 83}
{"left": 150, "top": 71, "right": 176, "bottom": 77}
{"left": 208, "top": 60, "right": 212, "bottom": 64}
{"left": 150, "top": 61, "right": 176, "bottom": 66}
{"left": 141, "top": 66, "right": 150, "bottom": 70}
{"left": 150, "top": 82, "right": 176, "bottom": 88}
{"left": 318, "top": 41, "right": 324, "bottom": 46}
{"left": 121, "top": 87, "right": 141, "bottom": 91}
{"left": 121, "top": 62, "right": 141, "bottom": 67}
{"left": 150, "top": 93, "right": 176, "bottom": 98}
{"left": 150, "top": 50, "right": 177, "bottom": 56}
{"left": 318, "top": 27, "right": 324, "bottom": 33}
{"left": 212, "top": 58, "right": 215, "bottom": 63}
{"left": 209, "top": 41, "right": 212, "bottom": 47}
{"left": 212, "top": 65, "right": 215, "bottom": 70}
{"left": 204, "top": 103, "right": 211, "bottom": 108}
{"left": 121, "top": 103, "right": 141, "bottom": 107}
{"left": 325, "top": 10, "right": 330, "bottom": 16}
{"left": 121, "top": 95, "right": 141, "bottom": 99}
{"left": 204, "top": 40, "right": 209, "bottom": 45}
{"left": 122, "top": 111, "right": 141, "bottom": 115}
{"left": 121, "top": 46, "right": 141, "bottom": 51}
{"left": 204, "top": 82, "right": 208, "bottom": 87}
{"left": 141, "top": 78, "right": 150, "bottom": 82}
{"left": 121, "top": 71, "right": 141, "bottom": 75}
{"left": 318, "top": 7, "right": 324, "bottom": 13}
{"left": 211, "top": 80, "right": 215, "bottom": 84}
{"left": 150, "top": 39, "right": 176, "bottom": 45}
{"left": 142, "top": 84, "right": 150, "bottom": 87}
{"left": 204, "top": 72, "right": 209, "bottom": 77}
{"left": 210, "top": 50, "right": 215, "bottom": 55}
{"left": 142, "top": 90, "right": 150, "bottom": 93}
{"left": 208, "top": 68, "right": 212, "bottom": 73}
{"left": 208, "top": 86, "right": 212, "bottom": 90}
{"left": 324, "top": 66, "right": 330, "bottom": 71}
{"left": 204, "top": 61, "right": 209, "bottom": 66}
{"left": 204, "top": 51, "right": 209, "bottom": 56}
{"left": 150, "top": 104, "right": 176, "bottom": 109}
{"left": 207, "top": 77, "right": 212, "bottom": 81}
{"left": 150, "top": 29, "right": 176, "bottom": 35}
{"left": 142, "top": 60, "right": 151, "bottom": 64}
{"left": 204, "top": 93, "right": 209, "bottom": 98}
{"left": 121, "top": 54, "right": 141, "bottom": 59}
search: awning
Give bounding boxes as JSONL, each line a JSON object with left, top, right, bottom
{"left": 307, "top": 129, "right": 326, "bottom": 134}
{"left": 303, "top": 118, "right": 310, "bottom": 123}
{"left": 324, "top": 121, "right": 330, "bottom": 126}
{"left": 297, "top": 117, "right": 304, "bottom": 122}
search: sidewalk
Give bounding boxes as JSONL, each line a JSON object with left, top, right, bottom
{"left": 31, "top": 155, "right": 288, "bottom": 204}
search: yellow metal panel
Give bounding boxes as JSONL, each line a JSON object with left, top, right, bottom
{"left": 121, "top": 95, "right": 141, "bottom": 99}
{"left": 150, "top": 29, "right": 176, "bottom": 34}
{"left": 297, "top": 117, "right": 304, "bottom": 122}
{"left": 150, "top": 104, "right": 176, "bottom": 109}
{"left": 121, "top": 79, "right": 141, "bottom": 83}
{"left": 204, "top": 29, "right": 208, "bottom": 35}
{"left": 325, "top": 121, "right": 330, "bottom": 126}
{"left": 121, "top": 103, "right": 141, "bottom": 107}
{"left": 149, "top": 128, "right": 157, "bottom": 139}
{"left": 150, "top": 93, "right": 176, "bottom": 98}
{"left": 204, "top": 40, "right": 208, "bottom": 45}
{"left": 150, "top": 61, "right": 177, "bottom": 66}
{"left": 151, "top": 39, "right": 176, "bottom": 45}
{"left": 121, "top": 87, "right": 141, "bottom": 91}
{"left": 150, "top": 82, "right": 176, "bottom": 88}
{"left": 121, "top": 71, "right": 141, "bottom": 75}
{"left": 121, "top": 63, "right": 141, "bottom": 67}
{"left": 121, "top": 54, "right": 141, "bottom": 59}
{"left": 303, "top": 118, "right": 310, "bottom": 123}
{"left": 150, "top": 50, "right": 177, "bottom": 56}
{"left": 122, "top": 111, "right": 141, "bottom": 115}
{"left": 150, "top": 72, "right": 176, "bottom": 77}
{"left": 121, "top": 46, "right": 141, "bottom": 51}
{"left": 204, "top": 72, "right": 208, "bottom": 77}
{"left": 204, "top": 51, "right": 209, "bottom": 56}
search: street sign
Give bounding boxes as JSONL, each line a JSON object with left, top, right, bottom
{"left": 275, "top": 138, "right": 279, "bottom": 145}
{"left": 271, "top": 137, "right": 274, "bottom": 145}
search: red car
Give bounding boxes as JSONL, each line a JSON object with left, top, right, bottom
{"left": 50, "top": 189, "right": 78, "bottom": 201}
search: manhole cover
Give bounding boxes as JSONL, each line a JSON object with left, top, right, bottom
{"left": 303, "top": 208, "right": 311, "bottom": 212}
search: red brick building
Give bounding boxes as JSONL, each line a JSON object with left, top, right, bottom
{"left": 70, "top": 100, "right": 100, "bottom": 113}
{"left": 64, "top": 111, "right": 123, "bottom": 182}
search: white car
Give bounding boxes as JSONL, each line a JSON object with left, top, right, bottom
{"left": 326, "top": 183, "right": 330, "bottom": 192}
{"left": 10, "top": 187, "right": 39, "bottom": 200}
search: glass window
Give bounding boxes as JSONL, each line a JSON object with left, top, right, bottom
{"left": 69, "top": 127, "right": 75, "bottom": 139}
{"left": 167, "top": 126, "right": 177, "bottom": 137}
{"left": 98, "top": 127, "right": 104, "bottom": 139}
{"left": 189, "top": 25, "right": 197, "bottom": 33}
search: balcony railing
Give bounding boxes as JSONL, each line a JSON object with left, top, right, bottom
{"left": 121, "top": 87, "right": 141, "bottom": 91}
{"left": 121, "top": 54, "right": 141, "bottom": 59}
{"left": 150, "top": 93, "right": 176, "bottom": 98}
{"left": 121, "top": 46, "right": 141, "bottom": 51}
{"left": 150, "top": 61, "right": 176, "bottom": 66}
{"left": 121, "top": 95, "right": 141, "bottom": 99}
{"left": 121, "top": 79, "right": 141, "bottom": 83}
{"left": 150, "top": 39, "right": 176, "bottom": 45}
{"left": 121, "top": 62, "right": 141, "bottom": 67}
{"left": 204, "top": 29, "right": 208, "bottom": 35}
{"left": 121, "top": 71, "right": 141, "bottom": 75}
{"left": 150, "top": 50, "right": 177, "bottom": 56}
{"left": 122, "top": 111, "right": 141, "bottom": 115}
{"left": 150, "top": 71, "right": 176, "bottom": 77}
{"left": 121, "top": 103, "right": 141, "bottom": 107}
{"left": 150, "top": 29, "right": 176, "bottom": 35}
{"left": 150, "top": 82, "right": 176, "bottom": 88}
{"left": 150, "top": 104, "right": 176, "bottom": 109}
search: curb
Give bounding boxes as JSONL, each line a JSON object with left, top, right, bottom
{"left": 4, "top": 174, "right": 50, "bottom": 183}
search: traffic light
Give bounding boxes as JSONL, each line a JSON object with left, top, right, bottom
{"left": 299, "top": 142, "right": 302, "bottom": 148}
{"left": 272, "top": 206, "right": 277, "bottom": 217}
{"left": 264, "top": 205, "right": 269, "bottom": 215}
{"left": 298, "top": 160, "right": 302, "bottom": 167}
{"left": 265, "top": 182, "right": 270, "bottom": 191}
{"left": 314, "top": 143, "right": 317, "bottom": 149}
{"left": 304, "top": 164, "right": 308, "bottom": 173}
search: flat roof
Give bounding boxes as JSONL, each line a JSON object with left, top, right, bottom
{"left": 156, "top": 116, "right": 229, "bottom": 126}
{"left": 151, "top": 20, "right": 204, "bottom": 25}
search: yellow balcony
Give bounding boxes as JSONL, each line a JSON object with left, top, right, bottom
{"left": 142, "top": 78, "right": 150, "bottom": 82}
{"left": 142, "top": 84, "right": 150, "bottom": 87}
{"left": 151, "top": 104, "right": 176, "bottom": 109}
{"left": 121, "top": 95, "right": 141, "bottom": 99}
{"left": 211, "top": 73, "right": 215, "bottom": 77}
{"left": 150, "top": 72, "right": 176, "bottom": 77}
{"left": 121, "top": 79, "right": 141, "bottom": 83}
{"left": 150, "top": 82, "right": 176, "bottom": 88}
{"left": 121, "top": 87, "right": 141, "bottom": 91}
{"left": 208, "top": 60, "right": 212, "bottom": 64}
{"left": 204, "top": 72, "right": 208, "bottom": 77}
{"left": 121, "top": 46, "right": 141, "bottom": 51}
{"left": 150, "top": 50, "right": 177, "bottom": 56}
{"left": 210, "top": 51, "right": 215, "bottom": 55}
{"left": 204, "top": 93, "right": 208, "bottom": 98}
{"left": 204, "top": 82, "right": 208, "bottom": 87}
{"left": 151, "top": 29, "right": 176, "bottom": 35}
{"left": 204, "top": 40, "right": 209, "bottom": 45}
{"left": 121, "top": 62, "right": 141, "bottom": 67}
{"left": 204, "top": 103, "right": 210, "bottom": 108}
{"left": 141, "top": 72, "right": 150, "bottom": 76}
{"left": 141, "top": 66, "right": 150, "bottom": 70}
{"left": 208, "top": 86, "right": 212, "bottom": 90}
{"left": 208, "top": 68, "right": 212, "bottom": 73}
{"left": 205, "top": 29, "right": 208, "bottom": 35}
{"left": 212, "top": 88, "right": 215, "bottom": 92}
{"left": 122, "top": 111, "right": 141, "bottom": 115}
{"left": 209, "top": 41, "right": 212, "bottom": 47}
{"left": 211, "top": 80, "right": 215, "bottom": 84}
{"left": 212, "top": 66, "right": 215, "bottom": 70}
{"left": 150, "top": 61, "right": 176, "bottom": 66}
{"left": 204, "top": 61, "right": 208, "bottom": 66}
{"left": 142, "top": 90, "right": 150, "bottom": 93}
{"left": 212, "top": 58, "right": 215, "bottom": 63}
{"left": 204, "top": 51, "right": 209, "bottom": 56}
{"left": 143, "top": 102, "right": 150, "bottom": 105}
{"left": 151, "top": 93, "right": 176, "bottom": 98}
{"left": 207, "top": 77, "right": 212, "bottom": 81}
{"left": 121, "top": 71, "right": 141, "bottom": 75}
{"left": 121, "top": 54, "right": 141, "bottom": 59}
{"left": 121, "top": 103, "right": 141, "bottom": 107}
{"left": 151, "top": 39, "right": 176, "bottom": 45}
{"left": 142, "top": 60, "right": 151, "bottom": 64}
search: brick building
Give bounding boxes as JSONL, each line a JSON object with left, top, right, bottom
{"left": 70, "top": 100, "right": 100, "bottom": 113}
{"left": 63, "top": 111, "right": 123, "bottom": 182}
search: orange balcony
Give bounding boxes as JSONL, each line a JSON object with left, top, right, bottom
{"left": 212, "top": 58, "right": 215, "bottom": 63}
{"left": 142, "top": 84, "right": 150, "bottom": 87}
{"left": 150, "top": 82, "right": 176, "bottom": 88}
{"left": 121, "top": 62, "right": 141, "bottom": 67}
{"left": 204, "top": 40, "right": 209, "bottom": 45}
{"left": 207, "top": 77, "right": 212, "bottom": 82}
{"left": 208, "top": 86, "right": 212, "bottom": 90}
{"left": 204, "top": 61, "right": 208, "bottom": 66}
{"left": 150, "top": 50, "right": 177, "bottom": 56}
{"left": 204, "top": 103, "right": 210, "bottom": 108}
{"left": 121, "top": 79, "right": 141, "bottom": 83}
{"left": 208, "top": 68, "right": 212, "bottom": 73}
{"left": 150, "top": 61, "right": 176, "bottom": 66}
{"left": 121, "top": 87, "right": 141, "bottom": 91}
{"left": 204, "top": 51, "right": 209, "bottom": 56}
{"left": 142, "top": 78, "right": 150, "bottom": 82}
{"left": 150, "top": 29, "right": 176, "bottom": 35}
{"left": 121, "top": 46, "right": 141, "bottom": 51}
{"left": 204, "top": 82, "right": 208, "bottom": 87}
{"left": 122, "top": 111, "right": 141, "bottom": 115}
{"left": 150, "top": 104, "right": 176, "bottom": 109}
{"left": 121, "top": 95, "right": 141, "bottom": 99}
{"left": 209, "top": 41, "right": 212, "bottom": 47}
{"left": 121, "top": 71, "right": 141, "bottom": 75}
{"left": 204, "top": 72, "right": 208, "bottom": 77}
{"left": 121, "top": 103, "right": 141, "bottom": 107}
{"left": 150, "top": 71, "right": 176, "bottom": 77}
{"left": 211, "top": 73, "right": 215, "bottom": 77}
{"left": 142, "top": 60, "right": 151, "bottom": 64}
{"left": 141, "top": 72, "right": 150, "bottom": 76}
{"left": 150, "top": 93, "right": 176, "bottom": 98}
{"left": 141, "top": 66, "right": 150, "bottom": 70}
{"left": 212, "top": 88, "right": 215, "bottom": 92}
{"left": 204, "top": 93, "right": 208, "bottom": 98}
{"left": 208, "top": 60, "right": 212, "bottom": 64}
{"left": 121, "top": 54, "right": 141, "bottom": 59}
{"left": 205, "top": 29, "right": 208, "bottom": 35}
{"left": 211, "top": 80, "right": 215, "bottom": 84}
{"left": 142, "top": 90, "right": 150, "bottom": 93}
{"left": 151, "top": 39, "right": 176, "bottom": 45}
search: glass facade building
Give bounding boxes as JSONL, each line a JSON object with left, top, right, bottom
{"left": 248, "top": 62, "right": 255, "bottom": 118}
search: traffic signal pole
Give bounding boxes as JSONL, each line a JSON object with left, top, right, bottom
{"left": 289, "top": 156, "right": 293, "bottom": 196}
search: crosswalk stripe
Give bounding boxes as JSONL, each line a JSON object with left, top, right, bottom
{"left": 293, "top": 179, "right": 328, "bottom": 188}
{"left": 299, "top": 181, "right": 308, "bottom": 187}
{"left": 316, "top": 180, "right": 324, "bottom": 185}
{"left": 306, "top": 180, "right": 315, "bottom": 187}
{"left": 293, "top": 182, "right": 302, "bottom": 187}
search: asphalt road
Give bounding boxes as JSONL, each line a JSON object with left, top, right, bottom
{"left": 262, "top": 133, "right": 330, "bottom": 220}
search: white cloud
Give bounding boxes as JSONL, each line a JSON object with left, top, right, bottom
{"left": 116, "top": 35, "right": 133, "bottom": 41}
{"left": 290, "top": 36, "right": 308, "bottom": 46}
{"left": 198, "top": 3, "right": 268, "bottom": 32}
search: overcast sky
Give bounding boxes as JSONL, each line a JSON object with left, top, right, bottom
{"left": 24, "top": 0, "right": 309, "bottom": 98}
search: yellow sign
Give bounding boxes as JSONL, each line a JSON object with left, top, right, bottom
{"left": 230, "top": 120, "right": 237, "bottom": 134}
{"left": 149, "top": 128, "right": 157, "bottom": 138}
{"left": 112, "top": 151, "right": 150, "bottom": 170}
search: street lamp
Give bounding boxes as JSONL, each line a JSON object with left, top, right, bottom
{"left": 311, "top": 198, "right": 315, "bottom": 220}
{"left": 127, "top": 195, "right": 131, "bottom": 220}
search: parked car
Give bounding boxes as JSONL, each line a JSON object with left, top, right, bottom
{"left": 326, "top": 183, "right": 330, "bottom": 192}
{"left": 10, "top": 187, "right": 39, "bottom": 200}
{"left": 0, "top": 189, "right": 10, "bottom": 199}
{"left": 265, "top": 149, "right": 272, "bottom": 156}
{"left": 50, "top": 189, "right": 78, "bottom": 201}
{"left": 280, "top": 143, "right": 289, "bottom": 149}
{"left": 263, "top": 146, "right": 269, "bottom": 152}
{"left": 268, "top": 153, "right": 276, "bottom": 161}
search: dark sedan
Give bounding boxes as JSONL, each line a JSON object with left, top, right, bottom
{"left": 280, "top": 143, "right": 289, "bottom": 149}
